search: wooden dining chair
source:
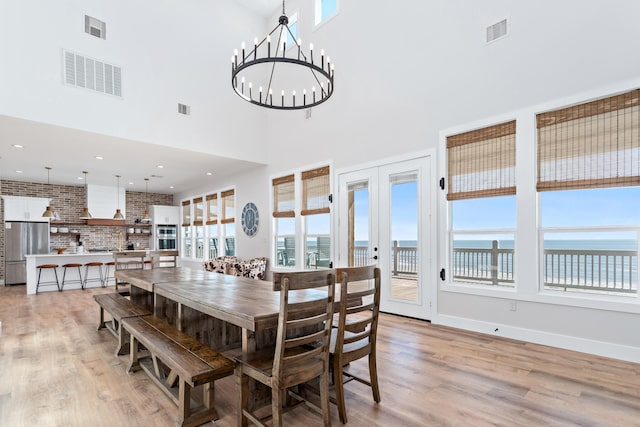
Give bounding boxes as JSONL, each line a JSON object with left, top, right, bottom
{"left": 149, "top": 250, "right": 178, "bottom": 268}
{"left": 235, "top": 270, "right": 336, "bottom": 427}
{"left": 112, "top": 251, "right": 145, "bottom": 296}
{"left": 330, "top": 265, "right": 381, "bottom": 424}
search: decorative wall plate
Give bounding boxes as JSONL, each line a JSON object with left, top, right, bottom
{"left": 241, "top": 202, "right": 259, "bottom": 237}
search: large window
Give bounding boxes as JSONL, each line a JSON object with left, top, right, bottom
{"left": 221, "top": 189, "right": 236, "bottom": 256}
{"left": 314, "top": 0, "right": 338, "bottom": 26}
{"left": 272, "top": 165, "right": 331, "bottom": 269}
{"left": 447, "top": 121, "right": 517, "bottom": 287}
{"left": 206, "top": 194, "right": 219, "bottom": 258}
{"left": 537, "top": 89, "right": 640, "bottom": 295}
{"left": 181, "top": 200, "right": 192, "bottom": 258}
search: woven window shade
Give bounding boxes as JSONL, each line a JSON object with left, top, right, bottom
{"left": 193, "top": 197, "right": 204, "bottom": 226}
{"left": 537, "top": 89, "right": 640, "bottom": 192}
{"left": 181, "top": 200, "right": 191, "bottom": 226}
{"left": 447, "top": 121, "right": 516, "bottom": 201}
{"left": 206, "top": 193, "right": 218, "bottom": 225}
{"left": 221, "top": 189, "right": 235, "bottom": 224}
{"left": 273, "top": 174, "right": 295, "bottom": 218}
{"left": 301, "top": 166, "right": 330, "bottom": 215}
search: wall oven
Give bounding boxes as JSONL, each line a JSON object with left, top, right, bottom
{"left": 156, "top": 225, "right": 177, "bottom": 250}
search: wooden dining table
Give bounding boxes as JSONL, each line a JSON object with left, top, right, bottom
{"left": 115, "top": 267, "right": 331, "bottom": 355}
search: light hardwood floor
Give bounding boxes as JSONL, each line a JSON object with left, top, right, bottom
{"left": 1, "top": 284, "right": 639, "bottom": 426}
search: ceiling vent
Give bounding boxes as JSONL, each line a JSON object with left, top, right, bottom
{"left": 85, "top": 15, "right": 106, "bottom": 40}
{"left": 64, "top": 50, "right": 122, "bottom": 97}
{"left": 178, "top": 103, "right": 191, "bottom": 115}
{"left": 486, "top": 19, "right": 508, "bottom": 43}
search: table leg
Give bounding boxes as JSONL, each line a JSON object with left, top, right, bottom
{"left": 177, "top": 302, "right": 183, "bottom": 332}
{"left": 241, "top": 328, "right": 256, "bottom": 356}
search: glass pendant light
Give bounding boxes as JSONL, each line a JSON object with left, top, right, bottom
{"left": 141, "top": 178, "right": 151, "bottom": 223}
{"left": 113, "top": 175, "right": 125, "bottom": 219}
{"left": 41, "top": 166, "right": 55, "bottom": 218}
{"left": 79, "top": 171, "right": 92, "bottom": 219}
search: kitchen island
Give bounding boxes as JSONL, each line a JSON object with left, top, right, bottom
{"left": 25, "top": 252, "right": 139, "bottom": 295}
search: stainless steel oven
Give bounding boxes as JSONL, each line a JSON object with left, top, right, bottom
{"left": 156, "top": 225, "right": 177, "bottom": 250}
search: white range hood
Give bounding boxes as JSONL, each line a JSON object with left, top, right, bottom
{"left": 87, "top": 184, "right": 126, "bottom": 219}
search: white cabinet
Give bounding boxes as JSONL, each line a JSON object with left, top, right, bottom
{"left": 151, "top": 205, "right": 180, "bottom": 225}
{"left": 2, "top": 196, "right": 50, "bottom": 222}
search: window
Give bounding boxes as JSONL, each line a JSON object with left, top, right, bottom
{"left": 272, "top": 165, "right": 332, "bottom": 269}
{"left": 302, "top": 166, "right": 331, "bottom": 268}
{"left": 273, "top": 175, "right": 295, "bottom": 267}
{"left": 221, "top": 189, "right": 236, "bottom": 256}
{"left": 206, "top": 194, "right": 219, "bottom": 258}
{"left": 314, "top": 0, "right": 338, "bottom": 26}
{"left": 447, "top": 121, "right": 517, "bottom": 286}
{"left": 285, "top": 13, "right": 298, "bottom": 48}
{"left": 181, "top": 200, "right": 192, "bottom": 258}
{"left": 537, "top": 89, "right": 640, "bottom": 295}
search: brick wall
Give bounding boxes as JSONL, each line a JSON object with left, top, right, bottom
{"left": 0, "top": 179, "right": 173, "bottom": 284}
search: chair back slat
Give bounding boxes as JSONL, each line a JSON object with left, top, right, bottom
{"left": 272, "top": 270, "right": 335, "bottom": 388}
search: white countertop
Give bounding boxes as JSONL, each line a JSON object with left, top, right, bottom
{"left": 26, "top": 252, "right": 112, "bottom": 257}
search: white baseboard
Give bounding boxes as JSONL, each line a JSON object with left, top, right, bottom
{"left": 433, "top": 314, "right": 640, "bottom": 364}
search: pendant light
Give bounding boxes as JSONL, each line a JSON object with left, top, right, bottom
{"left": 79, "top": 171, "right": 92, "bottom": 219}
{"left": 141, "top": 178, "right": 151, "bottom": 223}
{"left": 113, "top": 175, "right": 125, "bottom": 219}
{"left": 41, "top": 166, "right": 55, "bottom": 218}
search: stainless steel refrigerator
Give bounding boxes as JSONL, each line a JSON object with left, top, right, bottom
{"left": 5, "top": 222, "right": 50, "bottom": 285}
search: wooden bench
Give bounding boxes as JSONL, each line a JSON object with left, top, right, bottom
{"left": 122, "top": 315, "right": 235, "bottom": 427}
{"left": 94, "top": 293, "right": 151, "bottom": 357}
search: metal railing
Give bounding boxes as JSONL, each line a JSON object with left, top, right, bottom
{"left": 452, "top": 240, "right": 514, "bottom": 285}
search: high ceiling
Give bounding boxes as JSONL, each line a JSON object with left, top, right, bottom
{"left": 0, "top": 0, "right": 281, "bottom": 194}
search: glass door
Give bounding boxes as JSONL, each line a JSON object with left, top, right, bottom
{"left": 338, "top": 156, "right": 433, "bottom": 320}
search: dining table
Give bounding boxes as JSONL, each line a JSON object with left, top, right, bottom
{"left": 115, "top": 267, "right": 332, "bottom": 355}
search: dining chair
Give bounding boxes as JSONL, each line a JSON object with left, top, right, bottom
{"left": 330, "top": 265, "right": 381, "bottom": 424}
{"left": 235, "top": 269, "right": 336, "bottom": 427}
{"left": 149, "top": 249, "right": 178, "bottom": 268}
{"left": 112, "top": 251, "right": 145, "bottom": 296}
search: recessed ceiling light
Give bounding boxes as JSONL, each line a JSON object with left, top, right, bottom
{"left": 157, "top": 165, "right": 164, "bottom": 169}
{"left": 77, "top": 176, "right": 83, "bottom": 180}
{"left": 16, "top": 170, "right": 23, "bottom": 173}
{"left": 169, "top": 185, "right": 175, "bottom": 189}
{"left": 206, "top": 172, "right": 213, "bottom": 176}
{"left": 12, "top": 144, "right": 23, "bottom": 148}
{"left": 95, "top": 156, "right": 103, "bottom": 160}
{"left": 129, "top": 182, "right": 134, "bottom": 185}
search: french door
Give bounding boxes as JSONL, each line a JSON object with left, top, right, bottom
{"left": 337, "top": 156, "right": 434, "bottom": 320}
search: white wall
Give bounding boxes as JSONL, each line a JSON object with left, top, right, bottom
{"left": 0, "top": 0, "right": 269, "bottom": 162}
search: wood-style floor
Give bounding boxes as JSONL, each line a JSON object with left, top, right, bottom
{"left": 1, "top": 284, "right": 639, "bottom": 426}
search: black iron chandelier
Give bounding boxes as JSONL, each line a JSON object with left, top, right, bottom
{"left": 231, "top": 0, "right": 334, "bottom": 110}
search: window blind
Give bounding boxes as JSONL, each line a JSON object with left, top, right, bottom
{"left": 221, "top": 189, "right": 235, "bottom": 224}
{"left": 206, "top": 193, "right": 218, "bottom": 225}
{"left": 537, "top": 89, "right": 640, "bottom": 191}
{"left": 181, "top": 200, "right": 191, "bottom": 226}
{"left": 447, "top": 121, "right": 516, "bottom": 201}
{"left": 301, "top": 166, "right": 330, "bottom": 215}
{"left": 273, "top": 174, "right": 295, "bottom": 217}
{"left": 193, "top": 197, "right": 204, "bottom": 226}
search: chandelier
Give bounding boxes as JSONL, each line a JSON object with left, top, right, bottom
{"left": 231, "top": 0, "right": 334, "bottom": 110}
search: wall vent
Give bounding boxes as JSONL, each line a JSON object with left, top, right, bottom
{"left": 63, "top": 50, "right": 122, "bottom": 97}
{"left": 486, "top": 19, "right": 508, "bottom": 43}
{"left": 178, "top": 103, "right": 191, "bottom": 115}
{"left": 85, "top": 15, "right": 106, "bottom": 40}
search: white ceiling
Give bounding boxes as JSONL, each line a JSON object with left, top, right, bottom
{"left": 0, "top": 115, "right": 264, "bottom": 194}
{"left": 0, "top": 0, "right": 281, "bottom": 195}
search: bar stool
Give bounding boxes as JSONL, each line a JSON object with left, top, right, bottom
{"left": 83, "top": 262, "right": 105, "bottom": 289}
{"left": 103, "top": 261, "right": 116, "bottom": 286}
{"left": 61, "top": 263, "right": 83, "bottom": 291}
{"left": 36, "top": 264, "right": 60, "bottom": 294}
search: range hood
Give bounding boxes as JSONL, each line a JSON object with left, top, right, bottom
{"left": 86, "top": 184, "right": 126, "bottom": 219}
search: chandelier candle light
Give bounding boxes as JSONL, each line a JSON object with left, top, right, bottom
{"left": 231, "top": 0, "right": 334, "bottom": 110}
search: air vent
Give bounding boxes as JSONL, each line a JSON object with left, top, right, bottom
{"left": 85, "top": 15, "right": 106, "bottom": 40}
{"left": 63, "top": 50, "right": 122, "bottom": 97}
{"left": 178, "top": 103, "right": 191, "bottom": 115}
{"left": 486, "top": 19, "right": 508, "bottom": 43}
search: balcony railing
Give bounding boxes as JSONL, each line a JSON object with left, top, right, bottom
{"left": 352, "top": 240, "right": 638, "bottom": 294}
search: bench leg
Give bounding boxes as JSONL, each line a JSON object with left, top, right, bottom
{"left": 115, "top": 320, "right": 129, "bottom": 357}
{"left": 177, "top": 378, "right": 190, "bottom": 427}
{"left": 127, "top": 335, "right": 140, "bottom": 373}
{"left": 97, "top": 307, "right": 106, "bottom": 330}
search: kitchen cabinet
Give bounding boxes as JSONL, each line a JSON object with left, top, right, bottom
{"left": 151, "top": 205, "right": 180, "bottom": 225}
{"left": 2, "top": 196, "right": 50, "bottom": 222}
